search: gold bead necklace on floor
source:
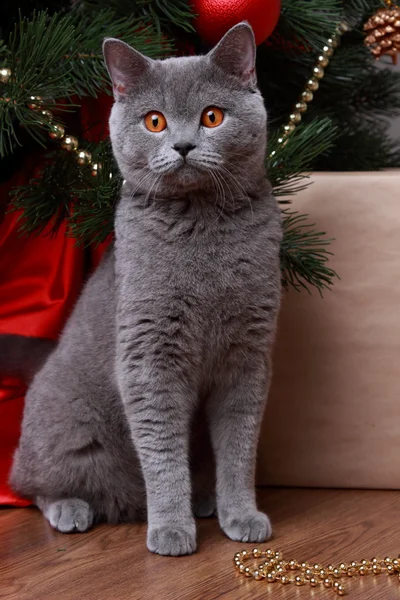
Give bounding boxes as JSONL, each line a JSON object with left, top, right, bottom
{"left": 233, "top": 548, "right": 400, "bottom": 596}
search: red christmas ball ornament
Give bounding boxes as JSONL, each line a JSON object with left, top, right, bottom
{"left": 192, "top": 0, "right": 281, "bottom": 46}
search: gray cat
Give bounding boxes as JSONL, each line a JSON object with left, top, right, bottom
{"left": 9, "top": 22, "right": 282, "bottom": 556}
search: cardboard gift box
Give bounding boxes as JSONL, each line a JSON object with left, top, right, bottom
{"left": 257, "top": 171, "right": 400, "bottom": 489}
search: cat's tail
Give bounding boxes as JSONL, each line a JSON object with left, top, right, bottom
{"left": 0, "top": 334, "right": 55, "bottom": 384}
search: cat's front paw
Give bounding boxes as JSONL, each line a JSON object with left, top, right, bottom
{"left": 147, "top": 522, "right": 197, "bottom": 556}
{"left": 220, "top": 510, "right": 272, "bottom": 543}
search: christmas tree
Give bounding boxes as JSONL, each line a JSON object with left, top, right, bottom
{"left": 1, "top": 0, "right": 399, "bottom": 293}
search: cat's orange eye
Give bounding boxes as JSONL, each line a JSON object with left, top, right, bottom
{"left": 144, "top": 111, "right": 167, "bottom": 132}
{"left": 201, "top": 107, "right": 224, "bottom": 128}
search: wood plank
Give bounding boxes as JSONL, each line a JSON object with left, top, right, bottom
{"left": 1, "top": 488, "right": 400, "bottom": 600}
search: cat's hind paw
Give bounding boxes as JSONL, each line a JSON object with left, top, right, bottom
{"left": 43, "top": 498, "right": 94, "bottom": 533}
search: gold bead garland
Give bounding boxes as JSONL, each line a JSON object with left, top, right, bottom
{"left": 2, "top": 27, "right": 347, "bottom": 170}
{"left": 25, "top": 97, "right": 102, "bottom": 176}
{"left": 233, "top": 548, "right": 400, "bottom": 596}
{"left": 0, "top": 68, "right": 101, "bottom": 177}
{"left": 0, "top": 67, "right": 12, "bottom": 84}
{"left": 269, "top": 22, "right": 348, "bottom": 159}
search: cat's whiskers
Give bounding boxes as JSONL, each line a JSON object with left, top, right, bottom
{"left": 127, "top": 168, "right": 153, "bottom": 201}
{"left": 216, "top": 165, "right": 255, "bottom": 225}
{"left": 208, "top": 169, "right": 228, "bottom": 226}
{"left": 150, "top": 172, "right": 165, "bottom": 207}
{"left": 145, "top": 172, "right": 164, "bottom": 207}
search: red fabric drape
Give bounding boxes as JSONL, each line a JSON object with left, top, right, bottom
{"left": 0, "top": 95, "right": 113, "bottom": 505}
{"left": 0, "top": 206, "right": 85, "bottom": 504}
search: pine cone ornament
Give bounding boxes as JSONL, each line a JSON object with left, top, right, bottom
{"left": 364, "top": 2, "right": 400, "bottom": 64}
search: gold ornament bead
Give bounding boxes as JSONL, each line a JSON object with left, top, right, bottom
{"left": 327, "top": 36, "right": 339, "bottom": 49}
{"left": 40, "top": 109, "right": 53, "bottom": 122}
{"left": 265, "top": 549, "right": 274, "bottom": 558}
{"left": 266, "top": 572, "right": 276, "bottom": 583}
{"left": 310, "top": 577, "right": 319, "bottom": 587}
{"left": 324, "top": 578, "right": 333, "bottom": 588}
{"left": 252, "top": 548, "right": 262, "bottom": 558}
{"left": 61, "top": 135, "right": 79, "bottom": 151}
{"left": 318, "top": 54, "right": 329, "bottom": 67}
{"left": 307, "top": 77, "right": 319, "bottom": 91}
{"left": 350, "top": 561, "right": 359, "bottom": 569}
{"left": 244, "top": 567, "right": 253, "bottom": 577}
{"left": 283, "top": 122, "right": 296, "bottom": 134}
{"left": 322, "top": 44, "right": 334, "bottom": 57}
{"left": 239, "top": 564, "right": 245, "bottom": 573}
{"left": 27, "top": 95, "right": 43, "bottom": 109}
{"left": 336, "top": 584, "right": 346, "bottom": 596}
{"left": 288, "top": 560, "right": 298, "bottom": 570}
{"left": 300, "top": 562, "right": 308, "bottom": 570}
{"left": 359, "top": 566, "right": 368, "bottom": 576}
{"left": 333, "top": 568, "right": 342, "bottom": 578}
{"left": 301, "top": 89, "right": 313, "bottom": 103}
{"left": 372, "top": 565, "right": 382, "bottom": 574}
{"left": 234, "top": 552, "right": 242, "bottom": 560}
{"left": 371, "top": 557, "right": 380, "bottom": 565}
{"left": 241, "top": 549, "right": 249, "bottom": 558}
{"left": 393, "top": 558, "right": 400, "bottom": 569}
{"left": 384, "top": 557, "right": 392, "bottom": 565}
{"left": 313, "top": 564, "right": 322, "bottom": 571}
{"left": 319, "top": 569, "right": 327, "bottom": 578}
{"left": 275, "top": 551, "right": 283, "bottom": 560}
{"left": 326, "top": 37, "right": 336, "bottom": 48}
{"left": 253, "top": 570, "right": 263, "bottom": 580}
{"left": 361, "top": 559, "right": 370, "bottom": 567}
{"left": 295, "top": 101, "right": 307, "bottom": 113}
{"left": 387, "top": 564, "right": 395, "bottom": 574}
{"left": 289, "top": 111, "right": 301, "bottom": 124}
{"left": 280, "top": 575, "right": 290, "bottom": 584}
{"left": 48, "top": 123, "right": 65, "bottom": 140}
{"left": 276, "top": 560, "right": 286, "bottom": 568}
{"left": 339, "top": 563, "right": 347, "bottom": 572}
{"left": 295, "top": 575, "right": 305, "bottom": 586}
{"left": 347, "top": 568, "right": 356, "bottom": 577}
{"left": 0, "top": 67, "right": 11, "bottom": 83}
{"left": 313, "top": 65, "right": 325, "bottom": 79}
{"left": 327, "top": 564, "right": 334, "bottom": 572}
{"left": 76, "top": 149, "right": 92, "bottom": 165}
{"left": 305, "top": 568, "right": 314, "bottom": 579}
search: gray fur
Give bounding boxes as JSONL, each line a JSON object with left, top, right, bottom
{"left": 10, "top": 22, "right": 282, "bottom": 556}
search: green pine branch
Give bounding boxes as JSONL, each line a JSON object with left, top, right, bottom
{"left": 0, "top": 9, "right": 175, "bottom": 156}
{"left": 281, "top": 210, "right": 337, "bottom": 294}
{"left": 267, "top": 119, "right": 337, "bottom": 200}
{"left": 278, "top": 0, "right": 341, "bottom": 52}
{"left": 77, "top": 0, "right": 195, "bottom": 33}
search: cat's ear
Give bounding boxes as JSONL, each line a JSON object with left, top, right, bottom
{"left": 103, "top": 38, "right": 151, "bottom": 99}
{"left": 208, "top": 22, "right": 256, "bottom": 87}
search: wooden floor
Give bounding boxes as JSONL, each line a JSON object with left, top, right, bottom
{"left": 1, "top": 488, "right": 400, "bottom": 600}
